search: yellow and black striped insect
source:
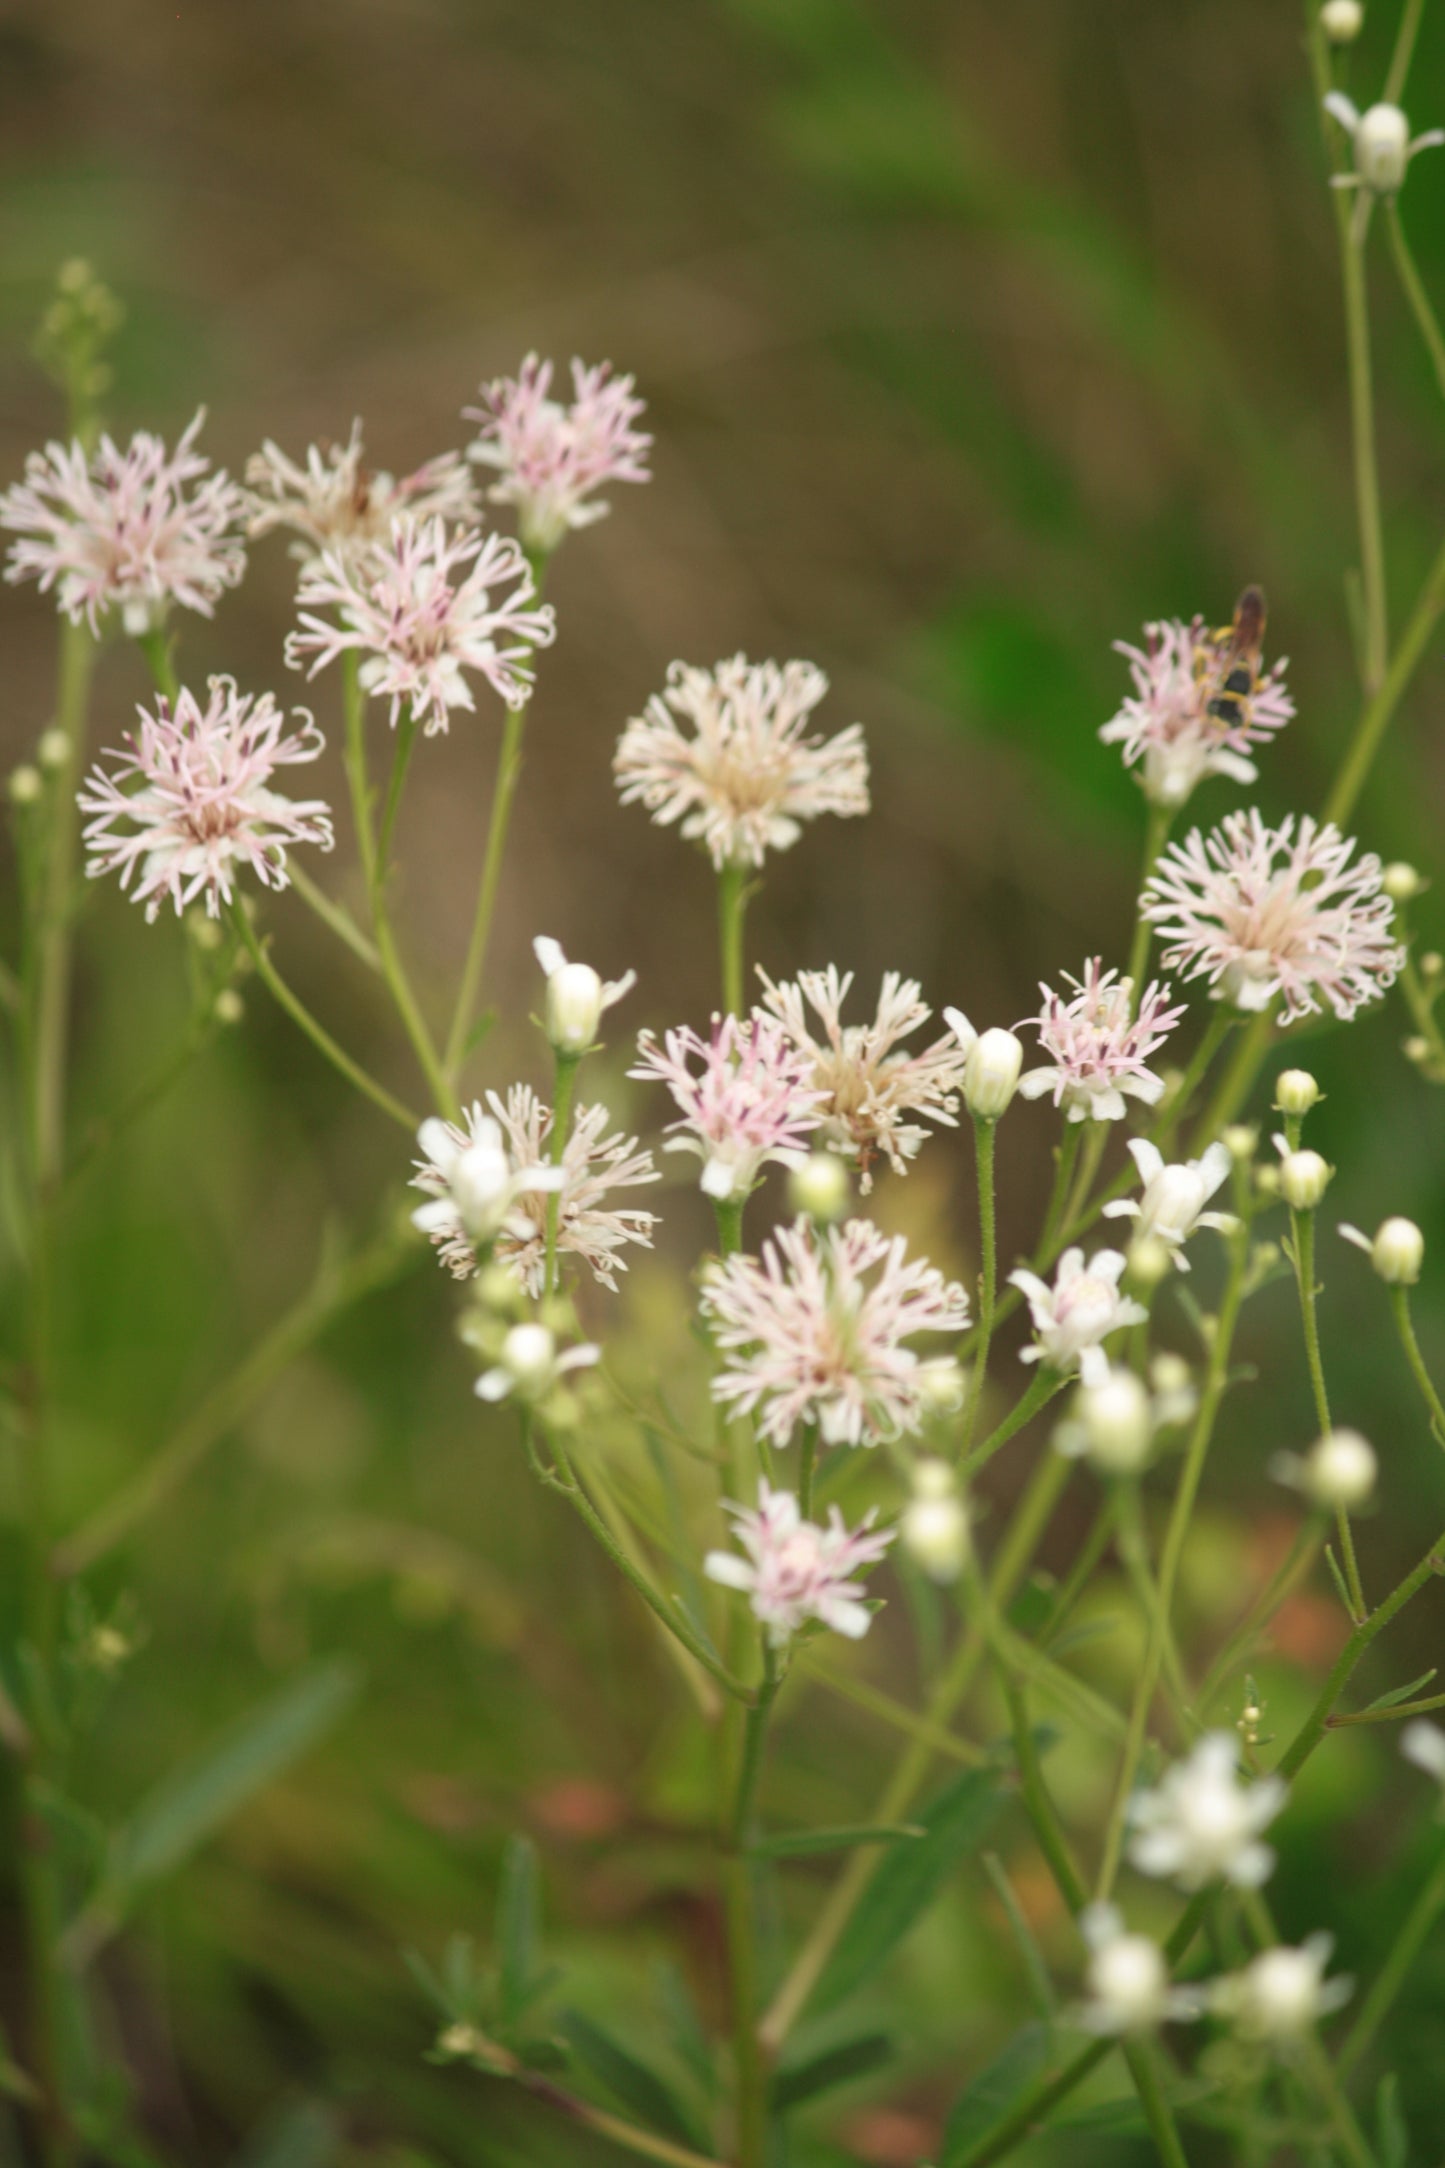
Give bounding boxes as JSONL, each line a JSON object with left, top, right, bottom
{"left": 1197, "top": 584, "right": 1268, "bottom": 733}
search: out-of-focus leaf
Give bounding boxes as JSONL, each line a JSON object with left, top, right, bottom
{"left": 558, "top": 2009, "right": 705, "bottom": 2150}
{"left": 495, "top": 1835, "right": 540, "bottom": 2028}
{"left": 230, "top": 2099, "right": 339, "bottom": 2168}
{"left": 108, "top": 1660, "right": 360, "bottom": 1895}
{"left": 1363, "top": 1669, "right": 1438, "bottom": 1713}
{"left": 981, "top": 1853, "right": 1056, "bottom": 2024}
{"left": 771, "top": 2029, "right": 893, "bottom": 2111}
{"left": 748, "top": 1823, "right": 923, "bottom": 1859}
{"left": 1376, "top": 2072, "right": 1410, "bottom": 2168}
{"left": 809, "top": 1766, "right": 1004, "bottom": 2015}
{"left": 651, "top": 1961, "right": 715, "bottom": 2104}
{"left": 940, "top": 2023, "right": 1052, "bottom": 2164}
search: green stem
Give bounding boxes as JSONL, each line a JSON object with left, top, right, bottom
{"left": 717, "top": 862, "right": 749, "bottom": 1018}
{"left": 1386, "top": 201, "right": 1445, "bottom": 403}
{"left": 374, "top": 709, "right": 419, "bottom": 880}
{"left": 480, "top": 2035, "right": 732, "bottom": 2168}
{"left": 1291, "top": 1206, "right": 1365, "bottom": 1618}
{"left": 963, "top": 1116, "right": 997, "bottom": 1453}
{"left": 32, "top": 620, "right": 97, "bottom": 1188}
{"left": 288, "top": 862, "right": 381, "bottom": 972}
{"left": 725, "top": 1844, "right": 769, "bottom": 2168}
{"left": 1384, "top": 0, "right": 1426, "bottom": 101}
{"left": 1390, "top": 1285, "right": 1445, "bottom": 1444}
{"left": 340, "top": 649, "right": 377, "bottom": 890}
{"left": 797, "top": 1428, "right": 818, "bottom": 1520}
{"left": 1155, "top": 1008, "right": 1236, "bottom": 1154}
{"left": 1125, "top": 801, "right": 1173, "bottom": 1000}
{"left": 1337, "top": 1833, "right": 1445, "bottom": 2079}
{"left": 135, "top": 624, "right": 179, "bottom": 702}
{"left": 1332, "top": 1688, "right": 1445, "bottom": 1726}
{"left": 731, "top": 1643, "right": 780, "bottom": 1850}
{"left": 232, "top": 907, "right": 419, "bottom": 1130}
{"left": 1036, "top": 1124, "right": 1081, "bottom": 1261}
{"left": 961, "top": 1368, "right": 1062, "bottom": 1479}
{"left": 1323, "top": 527, "right": 1445, "bottom": 829}
{"left": 444, "top": 700, "right": 529, "bottom": 1080}
{"left": 544, "top": 1053, "right": 579, "bottom": 1294}
{"left": 1195, "top": 1517, "right": 1327, "bottom": 1714}
{"left": 713, "top": 1196, "right": 745, "bottom": 1261}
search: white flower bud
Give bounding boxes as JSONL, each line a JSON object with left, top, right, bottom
{"left": 1087, "top": 1931, "right": 1171, "bottom": 2033}
{"left": 1381, "top": 861, "right": 1423, "bottom": 902}
{"left": 8, "top": 764, "right": 43, "bottom": 805}
{"left": 1211, "top": 1936, "right": 1348, "bottom": 2042}
{"left": 788, "top": 1151, "right": 851, "bottom": 1223}
{"left": 1277, "top": 1148, "right": 1332, "bottom": 1212}
{"left": 1321, "top": 0, "right": 1364, "bottom": 40}
{"left": 450, "top": 1133, "right": 518, "bottom": 1239}
{"left": 1126, "top": 1235, "right": 1174, "bottom": 1292}
{"left": 213, "top": 988, "right": 244, "bottom": 1026}
{"left": 1355, "top": 102, "right": 1411, "bottom": 192}
{"left": 902, "top": 1459, "right": 970, "bottom": 1582}
{"left": 495, "top": 1322, "right": 558, "bottom": 1398}
{"left": 1370, "top": 1215, "right": 1424, "bottom": 1285}
{"left": 544, "top": 960, "right": 604, "bottom": 1054}
{"left": 1274, "top": 1069, "right": 1320, "bottom": 1117}
{"left": 475, "top": 1260, "right": 526, "bottom": 1313}
{"left": 1076, "top": 1367, "right": 1153, "bottom": 1475}
{"left": 36, "top": 727, "right": 71, "bottom": 771}
{"left": 964, "top": 1028, "right": 1024, "bottom": 1120}
{"left": 1305, "top": 1428, "right": 1377, "bottom": 1510}
{"left": 1222, "top": 1124, "right": 1258, "bottom": 1162}
{"left": 916, "top": 1357, "right": 966, "bottom": 1417}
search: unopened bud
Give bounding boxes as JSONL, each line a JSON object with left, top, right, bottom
{"left": 1126, "top": 1234, "right": 1174, "bottom": 1292}
{"left": 36, "top": 728, "right": 70, "bottom": 771}
{"left": 788, "top": 1151, "right": 851, "bottom": 1223}
{"left": 476, "top": 1260, "right": 526, "bottom": 1313}
{"left": 916, "top": 1358, "right": 966, "bottom": 1418}
{"left": 1382, "top": 861, "right": 1423, "bottom": 903}
{"left": 1278, "top": 1148, "right": 1332, "bottom": 1212}
{"left": 1356, "top": 102, "right": 1411, "bottom": 193}
{"left": 213, "top": 988, "right": 244, "bottom": 1025}
{"left": 1343, "top": 1215, "right": 1423, "bottom": 1285}
{"left": 902, "top": 1459, "right": 970, "bottom": 1582}
{"left": 1075, "top": 1367, "right": 1153, "bottom": 1475}
{"left": 1223, "top": 1124, "right": 1258, "bottom": 1162}
{"left": 1305, "top": 1428, "right": 1377, "bottom": 1510}
{"left": 965, "top": 1028, "right": 1024, "bottom": 1120}
{"left": 545, "top": 961, "right": 603, "bottom": 1055}
{"left": 1321, "top": 0, "right": 1364, "bottom": 39}
{"left": 495, "top": 1322, "right": 559, "bottom": 1399}
{"left": 8, "top": 764, "right": 42, "bottom": 805}
{"left": 1274, "top": 1070, "right": 1320, "bottom": 1117}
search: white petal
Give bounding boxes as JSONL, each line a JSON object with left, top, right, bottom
{"left": 532, "top": 934, "right": 566, "bottom": 978}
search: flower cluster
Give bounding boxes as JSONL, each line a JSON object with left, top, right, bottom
{"left": 465, "top": 354, "right": 651, "bottom": 555}
{"left": 1018, "top": 960, "right": 1183, "bottom": 1123}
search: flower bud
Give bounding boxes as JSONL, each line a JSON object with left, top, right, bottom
{"left": 902, "top": 1459, "right": 970, "bottom": 1582}
{"left": 494, "top": 1322, "right": 560, "bottom": 1399}
{"left": 1075, "top": 1367, "right": 1153, "bottom": 1475}
{"left": 1126, "top": 1234, "right": 1173, "bottom": 1292}
{"left": 1087, "top": 1931, "right": 1170, "bottom": 2034}
{"left": 451, "top": 1133, "right": 517, "bottom": 1239}
{"left": 1278, "top": 1148, "right": 1332, "bottom": 1212}
{"left": 1373, "top": 1215, "right": 1425, "bottom": 1284}
{"left": 964, "top": 1027, "right": 1024, "bottom": 1120}
{"left": 1222, "top": 1124, "right": 1258, "bottom": 1162}
{"left": 36, "top": 727, "right": 70, "bottom": 771}
{"left": 1305, "top": 1428, "right": 1377, "bottom": 1510}
{"left": 475, "top": 1260, "right": 527, "bottom": 1313}
{"left": 545, "top": 961, "right": 603, "bottom": 1055}
{"left": 8, "top": 764, "right": 42, "bottom": 806}
{"left": 788, "top": 1150, "right": 851, "bottom": 1223}
{"left": 1356, "top": 102, "right": 1411, "bottom": 192}
{"left": 1274, "top": 1069, "right": 1320, "bottom": 1117}
{"left": 1321, "top": 0, "right": 1364, "bottom": 39}
{"left": 916, "top": 1357, "right": 966, "bottom": 1417}
{"left": 1382, "top": 861, "right": 1423, "bottom": 903}
{"left": 213, "top": 988, "right": 244, "bottom": 1025}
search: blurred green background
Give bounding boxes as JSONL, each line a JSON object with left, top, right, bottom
{"left": 3, "top": 1, "right": 1445, "bottom": 2162}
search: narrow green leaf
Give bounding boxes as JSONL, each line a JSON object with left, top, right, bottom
{"left": 558, "top": 2008, "right": 705, "bottom": 2150}
{"left": 110, "top": 1660, "right": 360, "bottom": 1894}
{"left": 495, "top": 1835, "right": 540, "bottom": 2028}
{"left": 981, "top": 1853, "right": 1056, "bottom": 2024}
{"left": 772, "top": 2030, "right": 893, "bottom": 2111}
{"left": 651, "top": 1960, "right": 715, "bottom": 2104}
{"left": 749, "top": 1823, "right": 924, "bottom": 1859}
{"left": 941, "top": 2023, "right": 1051, "bottom": 2164}
{"left": 810, "top": 1766, "right": 1003, "bottom": 2015}
{"left": 1363, "top": 1669, "right": 1439, "bottom": 1713}
{"left": 1375, "top": 2072, "right": 1410, "bottom": 2168}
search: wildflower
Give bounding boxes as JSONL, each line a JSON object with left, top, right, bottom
{"left": 613, "top": 655, "right": 869, "bottom": 871}
{"left": 533, "top": 935, "right": 636, "bottom": 1056}
{"left": 945, "top": 1011, "right": 1026, "bottom": 1120}
{"left": 1142, "top": 810, "right": 1401, "bottom": 1023}
{"left": 788, "top": 1150, "right": 852, "bottom": 1223}
{"left": 1209, "top": 1936, "right": 1351, "bottom": 2046}
{"left": 244, "top": 421, "right": 478, "bottom": 563}
{"left": 1274, "top": 1136, "right": 1333, "bottom": 1212}
{"left": 1101, "top": 1138, "right": 1235, "bottom": 1269}
{"left": 756, "top": 966, "right": 965, "bottom": 1190}
{"left": 0, "top": 410, "right": 246, "bottom": 634}
{"left": 1340, "top": 1215, "right": 1423, "bottom": 1286}
{"left": 484, "top": 1084, "right": 658, "bottom": 1296}
{"left": 1274, "top": 1428, "right": 1377, "bottom": 1512}
{"left": 465, "top": 353, "right": 651, "bottom": 555}
{"left": 1402, "top": 1719, "right": 1445, "bottom": 1793}
{"left": 1078, "top": 1907, "right": 1200, "bottom": 2035}
{"left": 475, "top": 1322, "right": 599, "bottom": 1407}
{"left": 704, "top": 1481, "right": 893, "bottom": 1645}
{"left": 630, "top": 1013, "right": 825, "bottom": 1201}
{"left": 1010, "top": 1248, "right": 1146, "bottom": 1387}
{"left": 901, "top": 1459, "right": 971, "bottom": 1582}
{"left": 701, "top": 1217, "right": 968, "bottom": 1449}
{"left": 1127, "top": 1732, "right": 1285, "bottom": 1892}
{"left": 411, "top": 1104, "right": 563, "bottom": 1275}
{"left": 78, "top": 677, "right": 333, "bottom": 920}
{"left": 1324, "top": 94, "right": 1443, "bottom": 198}
{"left": 1017, "top": 960, "right": 1183, "bottom": 1123}
{"left": 286, "top": 514, "right": 555, "bottom": 735}
{"left": 1102, "top": 610, "right": 1293, "bottom": 808}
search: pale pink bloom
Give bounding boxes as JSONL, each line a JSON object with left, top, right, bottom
{"left": 1128, "top": 1732, "right": 1285, "bottom": 1892}
{"left": 411, "top": 1104, "right": 561, "bottom": 1275}
{"left": 78, "top": 675, "right": 332, "bottom": 920}
{"left": 1018, "top": 960, "right": 1184, "bottom": 1123}
{"left": 705, "top": 1481, "right": 894, "bottom": 1645}
{"left": 244, "top": 421, "right": 478, "bottom": 563}
{"left": 630, "top": 1013, "right": 826, "bottom": 1200}
{"left": 755, "top": 966, "right": 965, "bottom": 1192}
{"left": 464, "top": 354, "right": 651, "bottom": 555}
{"left": 1102, "top": 615, "right": 1293, "bottom": 808}
{"left": 1009, "top": 1246, "right": 1146, "bottom": 1386}
{"left": 0, "top": 410, "right": 246, "bottom": 634}
{"left": 1101, "top": 1137, "right": 1236, "bottom": 1269}
{"left": 701, "top": 1217, "right": 969, "bottom": 1448}
{"left": 485, "top": 1084, "right": 658, "bottom": 1296}
{"left": 1142, "top": 811, "right": 1401, "bottom": 1024}
{"left": 285, "top": 514, "right": 555, "bottom": 735}
{"left": 614, "top": 655, "right": 869, "bottom": 870}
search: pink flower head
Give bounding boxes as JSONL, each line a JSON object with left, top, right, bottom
{"left": 1141, "top": 810, "right": 1402, "bottom": 1024}
{"left": 701, "top": 1217, "right": 969, "bottom": 1448}
{"left": 78, "top": 675, "right": 333, "bottom": 920}
{"left": 1103, "top": 612, "right": 1293, "bottom": 808}
{"left": 482, "top": 1083, "right": 659, "bottom": 1296}
{"left": 629, "top": 1013, "right": 826, "bottom": 1200}
{"left": 755, "top": 965, "right": 966, "bottom": 1191}
{"left": 614, "top": 656, "right": 870, "bottom": 870}
{"left": 1018, "top": 960, "right": 1184, "bottom": 1123}
{"left": 705, "top": 1481, "right": 894, "bottom": 1645}
{"left": 285, "top": 514, "right": 556, "bottom": 734}
{"left": 0, "top": 409, "right": 246, "bottom": 635}
{"left": 465, "top": 353, "right": 651, "bottom": 555}
{"left": 244, "top": 420, "right": 479, "bottom": 564}
{"left": 1009, "top": 1246, "right": 1146, "bottom": 1385}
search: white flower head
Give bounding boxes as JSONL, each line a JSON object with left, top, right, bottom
{"left": 1273, "top": 1428, "right": 1377, "bottom": 1512}
{"left": 614, "top": 655, "right": 869, "bottom": 871}
{"left": 1101, "top": 1138, "right": 1236, "bottom": 1270}
{"left": 475, "top": 1322, "right": 600, "bottom": 1407}
{"left": 945, "top": 1011, "right": 1025, "bottom": 1120}
{"left": 1010, "top": 1248, "right": 1147, "bottom": 1387}
{"left": 1325, "top": 93, "right": 1444, "bottom": 199}
{"left": 411, "top": 1105, "right": 563, "bottom": 1270}
{"left": 1078, "top": 1906, "right": 1201, "bottom": 2035}
{"left": 757, "top": 966, "right": 966, "bottom": 1191}
{"left": 533, "top": 935, "right": 637, "bottom": 1055}
{"left": 1127, "top": 1732, "right": 1286, "bottom": 1892}
{"left": 1017, "top": 960, "right": 1184, "bottom": 1124}
{"left": 1209, "top": 1935, "right": 1351, "bottom": 2047}
{"left": 244, "top": 422, "right": 479, "bottom": 565}
{"left": 901, "top": 1458, "right": 971, "bottom": 1583}
{"left": 705, "top": 1481, "right": 893, "bottom": 1646}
